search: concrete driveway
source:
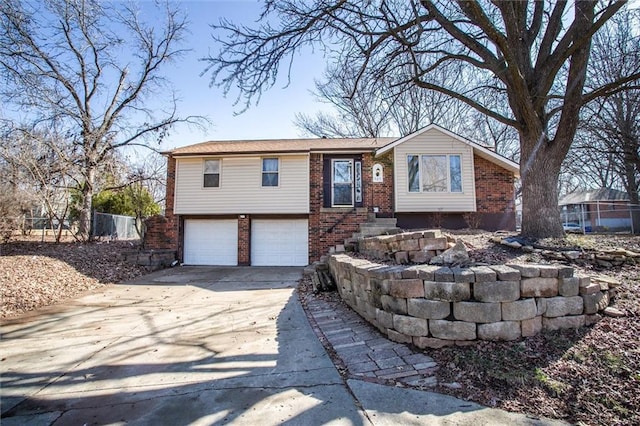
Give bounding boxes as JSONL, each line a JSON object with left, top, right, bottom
{"left": 1, "top": 266, "right": 366, "bottom": 425}
{"left": 1, "top": 266, "right": 564, "bottom": 425}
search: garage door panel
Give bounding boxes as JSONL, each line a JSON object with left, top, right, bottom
{"left": 184, "top": 219, "right": 238, "bottom": 265}
{"left": 251, "top": 219, "right": 308, "bottom": 266}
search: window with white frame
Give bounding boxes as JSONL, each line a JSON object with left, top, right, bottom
{"left": 332, "top": 159, "right": 354, "bottom": 206}
{"left": 407, "top": 154, "right": 462, "bottom": 193}
{"left": 203, "top": 159, "right": 220, "bottom": 188}
{"left": 262, "top": 158, "right": 279, "bottom": 187}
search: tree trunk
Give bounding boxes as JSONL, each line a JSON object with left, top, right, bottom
{"left": 77, "top": 168, "right": 96, "bottom": 241}
{"left": 520, "top": 133, "right": 565, "bottom": 239}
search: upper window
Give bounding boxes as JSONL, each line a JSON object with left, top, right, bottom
{"left": 203, "top": 159, "right": 220, "bottom": 188}
{"left": 262, "top": 158, "right": 279, "bottom": 187}
{"left": 408, "top": 154, "right": 462, "bottom": 193}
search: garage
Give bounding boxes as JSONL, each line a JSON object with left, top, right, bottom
{"left": 183, "top": 219, "right": 238, "bottom": 265}
{"left": 251, "top": 219, "right": 309, "bottom": 266}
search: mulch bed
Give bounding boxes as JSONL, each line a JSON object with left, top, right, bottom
{"left": 0, "top": 237, "right": 147, "bottom": 318}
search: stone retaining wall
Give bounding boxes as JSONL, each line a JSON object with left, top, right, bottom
{"left": 328, "top": 253, "right": 616, "bottom": 348}
{"left": 123, "top": 249, "right": 176, "bottom": 271}
{"left": 359, "top": 229, "right": 452, "bottom": 264}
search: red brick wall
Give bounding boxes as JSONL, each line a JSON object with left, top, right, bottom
{"left": 473, "top": 154, "right": 516, "bottom": 215}
{"left": 308, "top": 152, "right": 393, "bottom": 261}
{"left": 362, "top": 152, "right": 394, "bottom": 216}
{"left": 143, "top": 155, "right": 179, "bottom": 251}
{"left": 238, "top": 215, "right": 250, "bottom": 265}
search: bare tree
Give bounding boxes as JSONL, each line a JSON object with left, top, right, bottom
{"left": 0, "top": 0, "right": 204, "bottom": 239}
{"left": 578, "top": 7, "right": 640, "bottom": 204}
{"left": 204, "top": 1, "right": 640, "bottom": 238}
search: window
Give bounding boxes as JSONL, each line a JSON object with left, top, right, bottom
{"left": 332, "top": 159, "right": 353, "bottom": 206}
{"left": 262, "top": 158, "right": 279, "bottom": 187}
{"left": 407, "top": 154, "right": 462, "bottom": 193}
{"left": 203, "top": 159, "right": 220, "bottom": 188}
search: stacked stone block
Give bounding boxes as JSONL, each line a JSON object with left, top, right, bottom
{"left": 359, "top": 229, "right": 451, "bottom": 264}
{"left": 328, "top": 254, "right": 614, "bottom": 348}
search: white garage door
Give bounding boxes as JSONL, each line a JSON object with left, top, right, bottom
{"left": 251, "top": 219, "right": 308, "bottom": 266}
{"left": 183, "top": 219, "right": 238, "bottom": 265}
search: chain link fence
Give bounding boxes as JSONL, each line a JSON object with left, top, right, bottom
{"left": 93, "top": 212, "right": 139, "bottom": 240}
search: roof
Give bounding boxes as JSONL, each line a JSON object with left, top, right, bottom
{"left": 167, "top": 137, "right": 396, "bottom": 156}
{"left": 375, "top": 123, "right": 520, "bottom": 177}
{"left": 559, "top": 188, "right": 631, "bottom": 205}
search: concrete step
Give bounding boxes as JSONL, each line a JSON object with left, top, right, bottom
{"left": 367, "top": 218, "right": 397, "bottom": 226}
{"left": 360, "top": 227, "right": 400, "bottom": 237}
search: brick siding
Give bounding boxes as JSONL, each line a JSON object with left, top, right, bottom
{"left": 473, "top": 154, "right": 516, "bottom": 214}
{"left": 308, "top": 152, "right": 394, "bottom": 262}
{"left": 238, "top": 215, "right": 250, "bottom": 265}
{"left": 143, "top": 155, "right": 178, "bottom": 251}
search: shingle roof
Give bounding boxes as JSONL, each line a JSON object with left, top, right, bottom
{"left": 559, "top": 188, "right": 630, "bottom": 205}
{"left": 167, "top": 137, "right": 396, "bottom": 156}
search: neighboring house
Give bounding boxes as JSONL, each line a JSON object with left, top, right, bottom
{"left": 559, "top": 188, "right": 635, "bottom": 232}
{"left": 145, "top": 124, "right": 519, "bottom": 266}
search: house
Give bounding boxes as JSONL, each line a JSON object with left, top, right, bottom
{"left": 559, "top": 188, "right": 635, "bottom": 232}
{"left": 145, "top": 124, "right": 519, "bottom": 266}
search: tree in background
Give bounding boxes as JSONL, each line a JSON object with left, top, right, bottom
{"left": 205, "top": 1, "right": 640, "bottom": 238}
{"left": 0, "top": 0, "right": 203, "bottom": 240}
{"left": 574, "top": 8, "right": 640, "bottom": 201}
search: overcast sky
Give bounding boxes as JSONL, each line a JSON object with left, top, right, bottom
{"left": 151, "top": 0, "right": 331, "bottom": 151}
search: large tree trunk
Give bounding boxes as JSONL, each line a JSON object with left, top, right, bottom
{"left": 77, "top": 168, "right": 96, "bottom": 241}
{"left": 520, "top": 133, "right": 565, "bottom": 239}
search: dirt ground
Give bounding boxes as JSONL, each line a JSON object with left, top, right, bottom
{"left": 2, "top": 232, "right": 639, "bottom": 425}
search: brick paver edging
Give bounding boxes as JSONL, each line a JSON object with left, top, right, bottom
{"left": 298, "top": 287, "right": 439, "bottom": 389}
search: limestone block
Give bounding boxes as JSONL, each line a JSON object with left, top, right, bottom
{"left": 558, "top": 277, "right": 580, "bottom": 297}
{"left": 544, "top": 296, "right": 584, "bottom": 317}
{"left": 414, "top": 265, "right": 440, "bottom": 281}
{"left": 488, "top": 265, "right": 521, "bottom": 281}
{"left": 409, "top": 251, "right": 430, "bottom": 264}
{"left": 469, "top": 266, "right": 497, "bottom": 282}
{"left": 424, "top": 281, "right": 471, "bottom": 302}
{"left": 395, "top": 251, "right": 409, "bottom": 264}
{"left": 579, "top": 282, "right": 601, "bottom": 295}
{"left": 389, "top": 279, "right": 425, "bottom": 298}
{"left": 393, "top": 314, "right": 429, "bottom": 336}
{"left": 422, "top": 230, "right": 442, "bottom": 238}
{"left": 376, "top": 308, "right": 394, "bottom": 329}
{"left": 429, "top": 320, "right": 477, "bottom": 340}
{"left": 453, "top": 301, "right": 501, "bottom": 323}
{"left": 521, "top": 316, "right": 543, "bottom": 337}
{"left": 538, "top": 265, "right": 559, "bottom": 278}
{"left": 597, "top": 291, "right": 610, "bottom": 311}
{"left": 507, "top": 263, "right": 540, "bottom": 278}
{"left": 387, "top": 329, "right": 413, "bottom": 344}
{"left": 536, "top": 298, "right": 547, "bottom": 315}
{"left": 478, "top": 321, "right": 521, "bottom": 341}
{"left": 442, "top": 241, "right": 470, "bottom": 265}
{"left": 474, "top": 280, "right": 520, "bottom": 302}
{"left": 557, "top": 266, "right": 574, "bottom": 278}
{"left": 543, "top": 315, "right": 586, "bottom": 331}
{"left": 400, "top": 239, "right": 420, "bottom": 252}
{"left": 419, "top": 237, "right": 448, "bottom": 251}
{"left": 380, "top": 295, "right": 408, "bottom": 315}
{"left": 371, "top": 278, "right": 389, "bottom": 296}
{"left": 451, "top": 267, "right": 475, "bottom": 283}
{"left": 434, "top": 266, "right": 454, "bottom": 282}
{"left": 400, "top": 266, "right": 420, "bottom": 279}
{"left": 521, "top": 277, "right": 558, "bottom": 297}
{"left": 413, "top": 336, "right": 455, "bottom": 349}
{"left": 407, "top": 298, "right": 450, "bottom": 319}
{"left": 502, "top": 298, "right": 537, "bottom": 321}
